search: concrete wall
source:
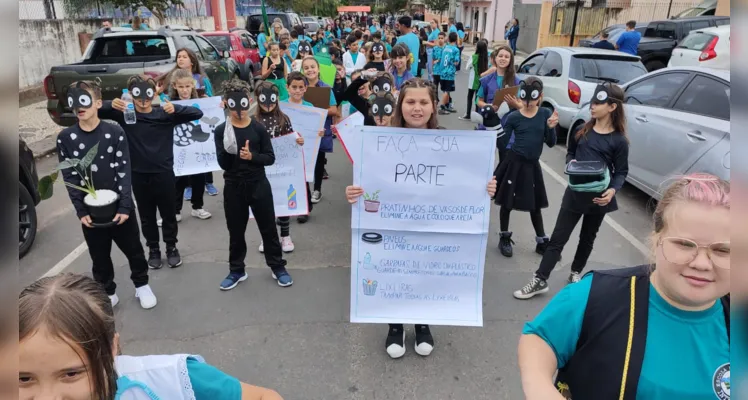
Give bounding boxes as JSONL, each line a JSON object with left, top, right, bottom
{"left": 716, "top": 0, "right": 729, "bottom": 15}
{"left": 19, "top": 16, "right": 215, "bottom": 90}
{"left": 513, "top": 0, "right": 542, "bottom": 53}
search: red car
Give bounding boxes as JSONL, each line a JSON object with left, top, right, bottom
{"left": 203, "top": 29, "right": 262, "bottom": 88}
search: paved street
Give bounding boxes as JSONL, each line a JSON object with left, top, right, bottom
{"left": 21, "top": 69, "right": 655, "bottom": 399}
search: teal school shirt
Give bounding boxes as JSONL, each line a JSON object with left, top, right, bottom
{"left": 396, "top": 32, "right": 421, "bottom": 77}
{"left": 439, "top": 44, "right": 459, "bottom": 81}
{"left": 282, "top": 99, "right": 314, "bottom": 107}
{"left": 257, "top": 33, "right": 267, "bottom": 57}
{"left": 187, "top": 358, "right": 242, "bottom": 399}
{"left": 290, "top": 39, "right": 300, "bottom": 59}
{"left": 523, "top": 274, "right": 730, "bottom": 399}
{"left": 428, "top": 28, "right": 440, "bottom": 42}
{"left": 432, "top": 45, "right": 444, "bottom": 76}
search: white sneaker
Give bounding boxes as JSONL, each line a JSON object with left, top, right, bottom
{"left": 281, "top": 236, "right": 295, "bottom": 252}
{"left": 311, "top": 190, "right": 322, "bottom": 203}
{"left": 259, "top": 241, "right": 264, "bottom": 253}
{"left": 191, "top": 209, "right": 212, "bottom": 219}
{"left": 157, "top": 213, "right": 181, "bottom": 227}
{"left": 135, "top": 284, "right": 157, "bottom": 309}
{"left": 568, "top": 271, "right": 582, "bottom": 284}
{"left": 109, "top": 293, "right": 119, "bottom": 308}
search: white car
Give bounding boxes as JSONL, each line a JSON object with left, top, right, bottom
{"left": 516, "top": 47, "right": 648, "bottom": 131}
{"left": 668, "top": 25, "right": 730, "bottom": 70}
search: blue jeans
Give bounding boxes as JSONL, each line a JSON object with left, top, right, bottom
{"left": 426, "top": 47, "right": 434, "bottom": 81}
{"left": 509, "top": 38, "right": 517, "bottom": 54}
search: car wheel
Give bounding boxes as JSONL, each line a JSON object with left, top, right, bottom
{"left": 19, "top": 182, "right": 37, "bottom": 258}
{"left": 645, "top": 60, "right": 666, "bottom": 72}
{"left": 246, "top": 67, "right": 255, "bottom": 90}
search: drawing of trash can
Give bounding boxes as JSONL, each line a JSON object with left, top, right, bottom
{"left": 362, "top": 279, "right": 378, "bottom": 296}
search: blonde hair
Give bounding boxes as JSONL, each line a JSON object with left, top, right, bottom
{"left": 168, "top": 68, "right": 199, "bottom": 100}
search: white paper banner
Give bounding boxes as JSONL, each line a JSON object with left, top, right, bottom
{"left": 279, "top": 102, "right": 326, "bottom": 182}
{"left": 250, "top": 133, "right": 309, "bottom": 219}
{"left": 350, "top": 126, "right": 496, "bottom": 327}
{"left": 333, "top": 112, "right": 365, "bottom": 164}
{"left": 172, "top": 96, "right": 224, "bottom": 177}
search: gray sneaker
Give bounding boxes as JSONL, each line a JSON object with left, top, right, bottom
{"left": 513, "top": 275, "right": 549, "bottom": 300}
{"left": 568, "top": 272, "right": 582, "bottom": 284}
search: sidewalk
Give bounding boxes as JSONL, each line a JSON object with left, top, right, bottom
{"left": 20, "top": 99, "right": 62, "bottom": 159}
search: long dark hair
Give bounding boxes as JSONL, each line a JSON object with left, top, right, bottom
{"left": 577, "top": 83, "right": 628, "bottom": 141}
{"left": 493, "top": 45, "right": 516, "bottom": 88}
{"left": 476, "top": 39, "right": 489, "bottom": 75}
{"left": 20, "top": 274, "right": 118, "bottom": 400}
{"left": 392, "top": 78, "right": 439, "bottom": 129}
{"left": 175, "top": 48, "right": 205, "bottom": 77}
{"left": 254, "top": 81, "right": 290, "bottom": 133}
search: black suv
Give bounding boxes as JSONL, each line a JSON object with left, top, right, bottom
{"left": 638, "top": 16, "right": 730, "bottom": 71}
{"left": 19, "top": 139, "right": 40, "bottom": 258}
{"left": 246, "top": 12, "right": 303, "bottom": 36}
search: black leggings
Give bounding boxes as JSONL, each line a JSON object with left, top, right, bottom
{"left": 535, "top": 208, "right": 605, "bottom": 280}
{"left": 465, "top": 89, "right": 477, "bottom": 116}
{"left": 499, "top": 206, "right": 545, "bottom": 238}
{"left": 314, "top": 151, "right": 327, "bottom": 192}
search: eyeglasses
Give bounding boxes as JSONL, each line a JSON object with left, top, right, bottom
{"left": 659, "top": 237, "right": 730, "bottom": 270}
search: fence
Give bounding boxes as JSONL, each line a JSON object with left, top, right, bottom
{"left": 19, "top": 0, "right": 210, "bottom": 20}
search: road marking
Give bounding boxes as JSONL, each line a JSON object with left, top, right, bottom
{"left": 41, "top": 242, "right": 88, "bottom": 278}
{"left": 538, "top": 160, "right": 650, "bottom": 256}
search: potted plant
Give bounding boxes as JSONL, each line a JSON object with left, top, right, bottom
{"left": 38, "top": 143, "right": 119, "bottom": 227}
{"left": 363, "top": 190, "right": 381, "bottom": 213}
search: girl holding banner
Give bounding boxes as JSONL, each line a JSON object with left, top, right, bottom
{"left": 345, "top": 78, "right": 498, "bottom": 359}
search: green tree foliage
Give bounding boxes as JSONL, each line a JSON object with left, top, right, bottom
{"left": 424, "top": 0, "right": 450, "bottom": 19}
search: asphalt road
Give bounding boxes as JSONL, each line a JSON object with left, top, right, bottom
{"left": 22, "top": 70, "right": 655, "bottom": 399}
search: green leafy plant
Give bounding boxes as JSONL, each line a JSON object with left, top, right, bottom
{"left": 38, "top": 143, "right": 100, "bottom": 201}
{"left": 363, "top": 190, "right": 381, "bottom": 201}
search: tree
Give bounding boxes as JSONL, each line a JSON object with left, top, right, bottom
{"left": 424, "top": 0, "right": 449, "bottom": 23}
{"left": 110, "top": 0, "right": 185, "bottom": 24}
{"left": 266, "top": 0, "right": 314, "bottom": 14}
{"left": 382, "top": 0, "right": 407, "bottom": 15}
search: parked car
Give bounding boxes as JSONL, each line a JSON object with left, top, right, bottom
{"left": 246, "top": 12, "right": 303, "bottom": 36}
{"left": 303, "top": 21, "right": 321, "bottom": 35}
{"left": 203, "top": 29, "right": 262, "bottom": 87}
{"left": 668, "top": 25, "right": 729, "bottom": 69}
{"left": 301, "top": 16, "right": 317, "bottom": 23}
{"left": 19, "top": 139, "right": 40, "bottom": 258}
{"left": 637, "top": 16, "right": 730, "bottom": 71}
{"left": 516, "top": 47, "right": 648, "bottom": 134}
{"left": 673, "top": 0, "right": 718, "bottom": 18}
{"left": 578, "top": 22, "right": 647, "bottom": 48}
{"left": 568, "top": 67, "right": 730, "bottom": 199}
{"left": 44, "top": 26, "right": 239, "bottom": 126}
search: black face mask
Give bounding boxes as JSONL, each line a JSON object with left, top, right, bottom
{"left": 298, "top": 41, "right": 312, "bottom": 54}
{"left": 371, "top": 77, "right": 392, "bottom": 94}
{"left": 369, "top": 93, "right": 395, "bottom": 122}
{"left": 371, "top": 42, "right": 385, "bottom": 54}
{"left": 591, "top": 83, "right": 617, "bottom": 105}
{"left": 518, "top": 80, "right": 543, "bottom": 104}
{"left": 130, "top": 81, "right": 155, "bottom": 101}
{"left": 66, "top": 83, "right": 94, "bottom": 110}
{"left": 225, "top": 91, "right": 251, "bottom": 112}
{"left": 257, "top": 87, "right": 278, "bottom": 108}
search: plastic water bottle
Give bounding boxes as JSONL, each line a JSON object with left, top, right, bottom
{"left": 287, "top": 184, "right": 297, "bottom": 210}
{"left": 122, "top": 89, "right": 137, "bottom": 125}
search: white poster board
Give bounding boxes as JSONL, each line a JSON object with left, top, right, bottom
{"left": 350, "top": 126, "right": 496, "bottom": 327}
{"left": 249, "top": 133, "right": 309, "bottom": 219}
{"left": 172, "top": 96, "right": 224, "bottom": 177}
{"left": 279, "top": 102, "right": 326, "bottom": 182}
{"left": 332, "top": 112, "right": 365, "bottom": 164}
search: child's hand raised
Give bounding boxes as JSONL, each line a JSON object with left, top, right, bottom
{"left": 162, "top": 101, "right": 175, "bottom": 114}
{"left": 346, "top": 185, "right": 364, "bottom": 204}
{"left": 547, "top": 110, "right": 559, "bottom": 128}
{"left": 239, "top": 140, "right": 253, "bottom": 160}
{"left": 112, "top": 98, "right": 127, "bottom": 112}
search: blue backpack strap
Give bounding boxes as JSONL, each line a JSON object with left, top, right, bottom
{"left": 114, "top": 376, "right": 162, "bottom": 400}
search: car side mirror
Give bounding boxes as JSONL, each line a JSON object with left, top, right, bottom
{"left": 223, "top": 50, "right": 231, "bottom": 58}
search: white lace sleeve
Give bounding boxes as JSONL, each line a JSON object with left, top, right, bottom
{"left": 223, "top": 122, "right": 238, "bottom": 155}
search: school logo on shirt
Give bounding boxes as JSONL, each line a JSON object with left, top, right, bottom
{"left": 712, "top": 363, "right": 730, "bottom": 399}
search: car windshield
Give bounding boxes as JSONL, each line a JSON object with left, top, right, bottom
{"left": 676, "top": 7, "right": 709, "bottom": 17}
{"left": 677, "top": 32, "right": 716, "bottom": 50}
{"left": 205, "top": 35, "right": 231, "bottom": 51}
{"left": 570, "top": 55, "right": 648, "bottom": 85}
{"left": 88, "top": 36, "right": 170, "bottom": 63}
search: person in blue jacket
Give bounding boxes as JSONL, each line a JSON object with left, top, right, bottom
{"left": 518, "top": 173, "right": 730, "bottom": 400}
{"left": 505, "top": 18, "right": 520, "bottom": 55}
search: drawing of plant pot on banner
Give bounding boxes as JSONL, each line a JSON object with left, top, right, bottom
{"left": 363, "top": 190, "right": 381, "bottom": 213}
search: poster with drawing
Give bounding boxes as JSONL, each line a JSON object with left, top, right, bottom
{"left": 279, "top": 102, "right": 326, "bottom": 182}
{"left": 349, "top": 126, "right": 496, "bottom": 327}
{"left": 172, "top": 96, "right": 223, "bottom": 177}
{"left": 332, "top": 112, "right": 365, "bottom": 164}
{"left": 249, "top": 133, "right": 308, "bottom": 219}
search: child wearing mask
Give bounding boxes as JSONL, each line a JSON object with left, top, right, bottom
{"left": 493, "top": 77, "right": 559, "bottom": 258}
{"left": 102, "top": 75, "right": 203, "bottom": 270}
{"left": 253, "top": 80, "right": 306, "bottom": 251}
{"left": 56, "top": 80, "right": 156, "bottom": 309}
{"left": 345, "top": 78, "right": 497, "bottom": 359}
{"left": 343, "top": 70, "right": 395, "bottom": 126}
{"left": 364, "top": 40, "right": 388, "bottom": 71}
{"left": 291, "top": 40, "right": 313, "bottom": 72}
{"left": 19, "top": 273, "right": 283, "bottom": 399}
{"left": 301, "top": 56, "right": 338, "bottom": 204}
{"left": 514, "top": 83, "right": 629, "bottom": 299}
{"left": 214, "top": 79, "right": 293, "bottom": 290}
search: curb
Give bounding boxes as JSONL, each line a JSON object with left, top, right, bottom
{"left": 33, "top": 147, "right": 57, "bottom": 160}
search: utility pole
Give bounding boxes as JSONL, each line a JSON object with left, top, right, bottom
{"left": 666, "top": 0, "right": 674, "bottom": 18}
{"left": 568, "top": 0, "right": 581, "bottom": 46}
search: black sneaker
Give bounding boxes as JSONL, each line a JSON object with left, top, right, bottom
{"left": 513, "top": 275, "right": 550, "bottom": 299}
{"left": 323, "top": 169, "right": 329, "bottom": 180}
{"left": 297, "top": 215, "right": 309, "bottom": 223}
{"left": 535, "top": 236, "right": 550, "bottom": 255}
{"left": 147, "top": 248, "right": 162, "bottom": 269}
{"left": 414, "top": 324, "right": 434, "bottom": 356}
{"left": 385, "top": 324, "right": 406, "bottom": 359}
{"left": 166, "top": 247, "right": 183, "bottom": 268}
{"left": 498, "top": 232, "right": 514, "bottom": 257}
{"left": 438, "top": 108, "right": 450, "bottom": 115}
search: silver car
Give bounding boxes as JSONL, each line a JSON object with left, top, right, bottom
{"left": 568, "top": 66, "right": 730, "bottom": 200}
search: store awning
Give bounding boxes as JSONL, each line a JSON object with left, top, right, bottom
{"left": 337, "top": 6, "right": 371, "bottom": 12}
